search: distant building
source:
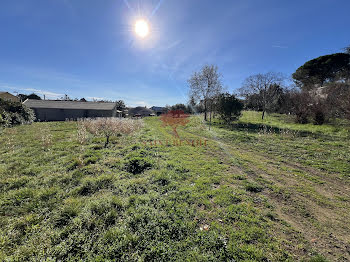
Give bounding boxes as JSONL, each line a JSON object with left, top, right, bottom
{"left": 0, "top": 92, "right": 20, "bottom": 102}
{"left": 150, "top": 106, "right": 166, "bottom": 116}
{"left": 128, "top": 107, "right": 155, "bottom": 117}
{"left": 23, "top": 99, "right": 119, "bottom": 121}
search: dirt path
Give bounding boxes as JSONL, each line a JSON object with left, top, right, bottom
{"left": 178, "top": 125, "right": 350, "bottom": 261}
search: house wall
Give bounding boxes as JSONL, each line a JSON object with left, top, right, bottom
{"left": 32, "top": 108, "right": 115, "bottom": 121}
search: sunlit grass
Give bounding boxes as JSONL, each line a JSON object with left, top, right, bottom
{"left": 0, "top": 113, "right": 348, "bottom": 260}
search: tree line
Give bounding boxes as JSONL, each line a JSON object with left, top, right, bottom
{"left": 185, "top": 45, "right": 350, "bottom": 125}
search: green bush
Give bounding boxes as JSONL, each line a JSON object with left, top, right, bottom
{"left": 125, "top": 157, "right": 153, "bottom": 174}
{"left": 0, "top": 99, "right": 35, "bottom": 127}
{"left": 217, "top": 93, "right": 244, "bottom": 123}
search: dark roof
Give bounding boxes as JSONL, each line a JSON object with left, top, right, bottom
{"left": 128, "top": 107, "right": 154, "bottom": 116}
{"left": 0, "top": 92, "right": 15, "bottom": 96}
{"left": 150, "top": 106, "right": 165, "bottom": 111}
{"left": 0, "top": 92, "right": 20, "bottom": 101}
{"left": 23, "top": 99, "right": 116, "bottom": 110}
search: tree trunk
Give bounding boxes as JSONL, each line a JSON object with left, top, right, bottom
{"left": 209, "top": 110, "right": 212, "bottom": 130}
{"left": 104, "top": 135, "right": 110, "bottom": 148}
{"left": 204, "top": 100, "right": 207, "bottom": 121}
{"left": 262, "top": 90, "right": 266, "bottom": 120}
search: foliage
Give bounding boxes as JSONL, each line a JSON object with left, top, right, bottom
{"left": 292, "top": 53, "right": 350, "bottom": 89}
{"left": 325, "top": 83, "right": 350, "bottom": 120}
{"left": 245, "top": 93, "right": 263, "bottom": 111}
{"left": 124, "top": 152, "right": 154, "bottom": 174}
{"left": 285, "top": 90, "right": 329, "bottom": 125}
{"left": 115, "top": 100, "right": 126, "bottom": 111}
{"left": 311, "top": 102, "right": 327, "bottom": 125}
{"left": 0, "top": 98, "right": 35, "bottom": 127}
{"left": 170, "top": 103, "right": 193, "bottom": 114}
{"left": 344, "top": 45, "right": 350, "bottom": 55}
{"left": 288, "top": 91, "right": 312, "bottom": 124}
{"left": 216, "top": 93, "right": 244, "bottom": 123}
{"left": 18, "top": 93, "right": 42, "bottom": 101}
{"left": 265, "top": 84, "right": 286, "bottom": 113}
{"left": 78, "top": 117, "right": 143, "bottom": 147}
{"left": 239, "top": 72, "right": 284, "bottom": 119}
{"left": 244, "top": 84, "right": 286, "bottom": 114}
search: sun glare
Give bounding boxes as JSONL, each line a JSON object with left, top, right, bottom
{"left": 135, "top": 19, "right": 149, "bottom": 38}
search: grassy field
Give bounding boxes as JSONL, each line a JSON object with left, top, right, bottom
{"left": 0, "top": 111, "right": 349, "bottom": 261}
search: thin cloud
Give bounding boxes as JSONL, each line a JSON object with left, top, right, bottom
{"left": 0, "top": 84, "right": 63, "bottom": 99}
{"left": 272, "top": 45, "right": 288, "bottom": 49}
{"left": 22, "top": 88, "right": 63, "bottom": 99}
{"left": 165, "top": 40, "right": 182, "bottom": 50}
{"left": 86, "top": 96, "right": 108, "bottom": 101}
{"left": 130, "top": 101, "right": 151, "bottom": 108}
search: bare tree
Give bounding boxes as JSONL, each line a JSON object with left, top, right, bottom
{"left": 188, "top": 65, "right": 223, "bottom": 121}
{"left": 79, "top": 118, "right": 143, "bottom": 148}
{"left": 239, "top": 72, "right": 284, "bottom": 119}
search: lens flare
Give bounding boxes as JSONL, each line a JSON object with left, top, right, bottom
{"left": 134, "top": 20, "right": 149, "bottom": 38}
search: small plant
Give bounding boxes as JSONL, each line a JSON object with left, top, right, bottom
{"left": 39, "top": 127, "right": 53, "bottom": 150}
{"left": 258, "top": 125, "right": 274, "bottom": 135}
{"left": 280, "top": 128, "right": 299, "bottom": 138}
{"left": 4, "top": 128, "right": 17, "bottom": 151}
{"left": 78, "top": 118, "right": 143, "bottom": 148}
{"left": 77, "top": 123, "right": 88, "bottom": 145}
{"left": 244, "top": 182, "right": 264, "bottom": 193}
{"left": 308, "top": 254, "right": 329, "bottom": 262}
{"left": 0, "top": 98, "right": 35, "bottom": 127}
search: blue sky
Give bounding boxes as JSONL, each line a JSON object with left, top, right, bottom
{"left": 0, "top": 0, "right": 349, "bottom": 107}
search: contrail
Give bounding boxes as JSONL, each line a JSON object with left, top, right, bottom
{"left": 151, "top": 0, "right": 164, "bottom": 17}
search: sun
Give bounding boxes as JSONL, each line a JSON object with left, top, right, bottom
{"left": 134, "top": 19, "right": 149, "bottom": 38}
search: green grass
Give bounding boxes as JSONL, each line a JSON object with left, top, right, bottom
{"left": 0, "top": 112, "right": 348, "bottom": 261}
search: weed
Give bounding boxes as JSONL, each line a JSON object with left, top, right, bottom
{"left": 244, "top": 182, "right": 264, "bottom": 193}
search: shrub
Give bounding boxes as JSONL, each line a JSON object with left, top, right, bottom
{"left": 78, "top": 118, "right": 143, "bottom": 147}
{"left": 288, "top": 91, "right": 312, "bottom": 124}
{"left": 125, "top": 157, "right": 153, "bottom": 174}
{"left": 217, "top": 93, "right": 244, "bottom": 124}
{"left": 39, "top": 126, "right": 53, "bottom": 149}
{"left": 0, "top": 112, "right": 9, "bottom": 127}
{"left": 244, "top": 182, "right": 264, "bottom": 193}
{"left": 0, "top": 99, "right": 35, "bottom": 127}
{"left": 313, "top": 108, "right": 326, "bottom": 125}
{"left": 325, "top": 83, "right": 350, "bottom": 120}
{"left": 77, "top": 123, "right": 88, "bottom": 145}
{"left": 296, "top": 111, "right": 309, "bottom": 124}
